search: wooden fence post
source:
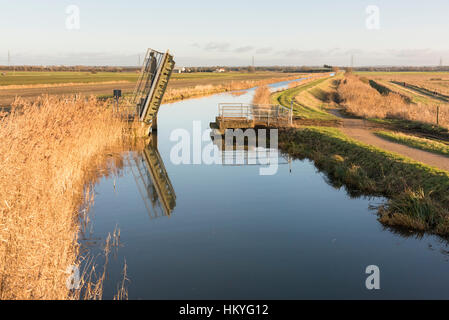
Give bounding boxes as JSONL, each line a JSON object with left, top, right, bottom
{"left": 290, "top": 99, "right": 293, "bottom": 126}
{"left": 437, "top": 105, "right": 440, "bottom": 126}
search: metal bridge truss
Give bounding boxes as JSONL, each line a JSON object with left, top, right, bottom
{"left": 131, "top": 48, "right": 175, "bottom": 127}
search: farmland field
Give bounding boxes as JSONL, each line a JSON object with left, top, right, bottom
{"left": 356, "top": 71, "right": 449, "bottom": 97}
{"left": 0, "top": 71, "right": 299, "bottom": 107}
{"left": 0, "top": 71, "right": 296, "bottom": 86}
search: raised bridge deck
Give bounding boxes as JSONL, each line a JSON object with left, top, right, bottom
{"left": 131, "top": 48, "right": 175, "bottom": 130}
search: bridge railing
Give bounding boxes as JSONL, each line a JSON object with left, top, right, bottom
{"left": 218, "top": 103, "right": 292, "bottom": 125}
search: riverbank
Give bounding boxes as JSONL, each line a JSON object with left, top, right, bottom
{"left": 279, "top": 127, "right": 449, "bottom": 237}
{"left": 274, "top": 74, "right": 449, "bottom": 237}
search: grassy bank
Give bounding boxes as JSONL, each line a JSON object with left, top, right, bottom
{"left": 0, "top": 96, "right": 142, "bottom": 299}
{"left": 279, "top": 127, "right": 449, "bottom": 236}
{"left": 272, "top": 76, "right": 340, "bottom": 122}
{"left": 375, "top": 131, "right": 449, "bottom": 157}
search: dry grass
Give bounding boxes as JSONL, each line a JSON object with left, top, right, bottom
{"left": 0, "top": 95, "right": 141, "bottom": 299}
{"left": 338, "top": 75, "right": 449, "bottom": 129}
{"left": 367, "top": 72, "right": 449, "bottom": 96}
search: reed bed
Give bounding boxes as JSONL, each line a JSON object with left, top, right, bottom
{"left": 252, "top": 85, "right": 271, "bottom": 105}
{"left": 0, "top": 95, "right": 141, "bottom": 299}
{"left": 338, "top": 75, "right": 449, "bottom": 129}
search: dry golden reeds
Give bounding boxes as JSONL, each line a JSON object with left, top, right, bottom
{"left": 0, "top": 95, "right": 139, "bottom": 299}
{"left": 252, "top": 85, "right": 271, "bottom": 105}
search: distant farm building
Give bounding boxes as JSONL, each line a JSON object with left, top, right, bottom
{"left": 214, "top": 68, "right": 226, "bottom": 73}
{"left": 173, "top": 66, "right": 185, "bottom": 73}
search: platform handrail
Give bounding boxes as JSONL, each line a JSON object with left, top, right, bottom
{"left": 218, "top": 103, "right": 291, "bottom": 123}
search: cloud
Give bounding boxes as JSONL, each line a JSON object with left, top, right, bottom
{"left": 234, "top": 46, "right": 254, "bottom": 53}
{"left": 278, "top": 49, "right": 327, "bottom": 57}
{"left": 256, "top": 47, "right": 273, "bottom": 54}
{"left": 276, "top": 48, "right": 369, "bottom": 58}
{"left": 203, "top": 42, "right": 231, "bottom": 52}
{"left": 388, "top": 49, "right": 433, "bottom": 58}
{"left": 343, "top": 49, "right": 364, "bottom": 56}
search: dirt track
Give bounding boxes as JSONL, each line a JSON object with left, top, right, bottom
{"left": 331, "top": 109, "right": 449, "bottom": 172}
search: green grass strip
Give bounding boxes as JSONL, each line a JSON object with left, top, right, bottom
{"left": 375, "top": 131, "right": 449, "bottom": 157}
{"left": 272, "top": 78, "right": 338, "bottom": 121}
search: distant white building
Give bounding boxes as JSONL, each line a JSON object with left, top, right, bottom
{"left": 214, "top": 68, "right": 226, "bottom": 73}
{"left": 173, "top": 66, "right": 185, "bottom": 73}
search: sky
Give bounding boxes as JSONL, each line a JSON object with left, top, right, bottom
{"left": 1, "top": 0, "right": 449, "bottom": 67}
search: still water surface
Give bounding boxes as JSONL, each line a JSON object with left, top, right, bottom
{"left": 84, "top": 79, "right": 449, "bottom": 299}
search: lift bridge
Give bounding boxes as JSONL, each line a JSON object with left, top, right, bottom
{"left": 131, "top": 48, "right": 175, "bottom": 130}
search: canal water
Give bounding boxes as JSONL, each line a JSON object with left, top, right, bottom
{"left": 83, "top": 79, "right": 449, "bottom": 299}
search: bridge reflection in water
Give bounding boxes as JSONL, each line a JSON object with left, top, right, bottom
{"left": 210, "top": 129, "right": 291, "bottom": 168}
{"left": 129, "top": 135, "right": 176, "bottom": 219}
